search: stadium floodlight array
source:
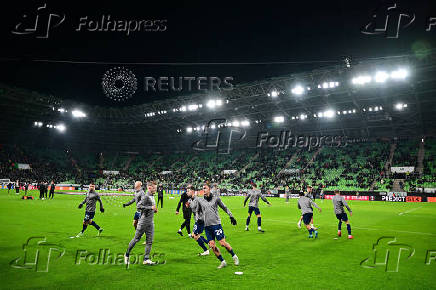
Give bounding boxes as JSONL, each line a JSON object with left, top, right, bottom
{"left": 273, "top": 116, "right": 285, "bottom": 123}
{"left": 394, "top": 103, "right": 408, "bottom": 110}
{"left": 267, "top": 90, "right": 281, "bottom": 97}
{"left": 157, "top": 110, "right": 167, "bottom": 115}
{"left": 56, "top": 124, "right": 66, "bottom": 132}
{"left": 43, "top": 123, "right": 66, "bottom": 132}
{"left": 352, "top": 68, "right": 409, "bottom": 86}
{"left": 33, "top": 121, "right": 43, "bottom": 127}
{"left": 318, "top": 81, "right": 340, "bottom": 89}
{"left": 188, "top": 104, "right": 199, "bottom": 111}
{"left": 57, "top": 108, "right": 67, "bottom": 113}
{"left": 72, "top": 110, "right": 86, "bottom": 118}
{"left": 314, "top": 109, "right": 335, "bottom": 118}
{"left": 145, "top": 112, "right": 156, "bottom": 117}
{"left": 206, "top": 99, "right": 223, "bottom": 108}
{"left": 337, "top": 109, "right": 356, "bottom": 115}
{"left": 291, "top": 85, "right": 306, "bottom": 95}
{"left": 363, "top": 106, "right": 383, "bottom": 112}
{"left": 290, "top": 114, "right": 307, "bottom": 120}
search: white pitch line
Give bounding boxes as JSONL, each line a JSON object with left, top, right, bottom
{"left": 264, "top": 218, "right": 436, "bottom": 236}
{"left": 398, "top": 206, "right": 422, "bottom": 216}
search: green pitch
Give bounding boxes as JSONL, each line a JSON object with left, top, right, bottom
{"left": 0, "top": 189, "right": 435, "bottom": 289}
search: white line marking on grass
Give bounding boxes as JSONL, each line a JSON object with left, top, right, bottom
{"left": 398, "top": 206, "right": 422, "bottom": 216}
{"left": 264, "top": 218, "right": 436, "bottom": 236}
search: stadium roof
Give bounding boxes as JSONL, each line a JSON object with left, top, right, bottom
{"left": 1, "top": 53, "right": 436, "bottom": 152}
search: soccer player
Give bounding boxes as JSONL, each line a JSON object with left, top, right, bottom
{"left": 297, "top": 191, "right": 321, "bottom": 238}
{"left": 124, "top": 181, "right": 158, "bottom": 266}
{"left": 76, "top": 183, "right": 104, "bottom": 237}
{"left": 332, "top": 190, "right": 353, "bottom": 239}
{"left": 244, "top": 181, "right": 271, "bottom": 232}
{"left": 157, "top": 183, "right": 164, "bottom": 208}
{"left": 176, "top": 186, "right": 192, "bottom": 237}
{"left": 123, "top": 181, "right": 144, "bottom": 229}
{"left": 198, "top": 182, "right": 239, "bottom": 269}
{"left": 7, "top": 182, "right": 12, "bottom": 194}
{"left": 297, "top": 186, "right": 317, "bottom": 229}
{"left": 186, "top": 185, "right": 209, "bottom": 256}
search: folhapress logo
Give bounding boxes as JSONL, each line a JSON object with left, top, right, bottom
{"left": 11, "top": 3, "right": 167, "bottom": 39}
{"left": 362, "top": 2, "right": 436, "bottom": 38}
{"left": 360, "top": 237, "right": 414, "bottom": 272}
{"left": 11, "top": 3, "right": 65, "bottom": 39}
{"left": 10, "top": 237, "right": 65, "bottom": 272}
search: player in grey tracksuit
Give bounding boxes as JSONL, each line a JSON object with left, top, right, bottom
{"left": 243, "top": 182, "right": 271, "bottom": 232}
{"left": 194, "top": 182, "right": 239, "bottom": 269}
{"left": 124, "top": 181, "right": 158, "bottom": 265}
{"left": 123, "top": 186, "right": 144, "bottom": 229}
{"left": 76, "top": 183, "right": 104, "bottom": 237}
{"left": 298, "top": 191, "right": 321, "bottom": 238}
{"left": 186, "top": 185, "right": 210, "bottom": 256}
{"left": 332, "top": 190, "right": 353, "bottom": 239}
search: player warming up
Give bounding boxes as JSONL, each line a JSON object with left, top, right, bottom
{"left": 297, "top": 191, "right": 321, "bottom": 239}
{"left": 244, "top": 181, "right": 271, "bottom": 232}
{"left": 76, "top": 183, "right": 104, "bottom": 237}
{"left": 124, "top": 181, "right": 158, "bottom": 266}
{"left": 332, "top": 190, "right": 353, "bottom": 239}
{"left": 123, "top": 181, "right": 144, "bottom": 229}
{"left": 199, "top": 182, "right": 239, "bottom": 269}
{"left": 186, "top": 185, "right": 209, "bottom": 256}
{"left": 176, "top": 186, "right": 192, "bottom": 237}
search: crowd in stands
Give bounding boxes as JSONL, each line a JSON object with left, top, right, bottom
{"left": 1, "top": 138, "right": 435, "bottom": 192}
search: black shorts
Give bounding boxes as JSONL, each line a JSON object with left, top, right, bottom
{"left": 248, "top": 206, "right": 260, "bottom": 215}
{"left": 336, "top": 213, "right": 348, "bottom": 222}
{"left": 302, "top": 213, "right": 313, "bottom": 225}
{"left": 84, "top": 211, "right": 95, "bottom": 222}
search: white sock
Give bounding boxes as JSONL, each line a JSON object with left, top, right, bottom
{"left": 258, "top": 226, "right": 261, "bottom": 230}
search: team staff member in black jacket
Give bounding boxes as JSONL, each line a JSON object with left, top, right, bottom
{"left": 176, "top": 186, "right": 193, "bottom": 237}
{"left": 157, "top": 184, "right": 164, "bottom": 208}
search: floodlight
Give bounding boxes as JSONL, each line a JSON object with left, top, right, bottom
{"left": 72, "top": 110, "right": 86, "bottom": 118}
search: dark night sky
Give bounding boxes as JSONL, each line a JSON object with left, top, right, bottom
{"left": 0, "top": 0, "right": 434, "bottom": 106}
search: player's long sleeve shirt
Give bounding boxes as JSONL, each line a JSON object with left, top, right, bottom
{"left": 136, "top": 190, "right": 156, "bottom": 224}
{"left": 198, "top": 195, "right": 233, "bottom": 227}
{"left": 298, "top": 196, "right": 319, "bottom": 215}
{"left": 332, "top": 195, "right": 352, "bottom": 214}
{"left": 80, "top": 190, "right": 102, "bottom": 213}
{"left": 124, "top": 189, "right": 142, "bottom": 208}
{"left": 189, "top": 196, "right": 204, "bottom": 222}
{"left": 244, "top": 189, "right": 268, "bottom": 207}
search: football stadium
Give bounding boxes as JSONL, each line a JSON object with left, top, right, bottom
{"left": 1, "top": 1, "right": 436, "bottom": 289}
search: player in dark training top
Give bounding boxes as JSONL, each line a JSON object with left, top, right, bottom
{"left": 75, "top": 183, "right": 104, "bottom": 237}
{"left": 176, "top": 187, "right": 192, "bottom": 237}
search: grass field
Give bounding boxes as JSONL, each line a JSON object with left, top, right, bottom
{"left": 1, "top": 189, "right": 436, "bottom": 289}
